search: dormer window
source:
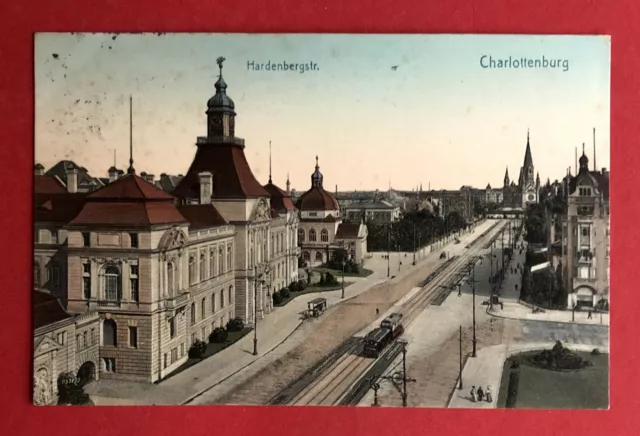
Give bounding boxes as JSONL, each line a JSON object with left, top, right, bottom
{"left": 130, "top": 233, "right": 139, "bottom": 248}
{"left": 578, "top": 187, "right": 592, "bottom": 196}
{"left": 82, "top": 232, "right": 90, "bottom": 247}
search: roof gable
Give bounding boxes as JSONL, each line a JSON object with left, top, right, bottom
{"left": 88, "top": 174, "right": 176, "bottom": 201}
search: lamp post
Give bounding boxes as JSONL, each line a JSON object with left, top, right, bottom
{"left": 387, "top": 224, "right": 391, "bottom": 278}
{"left": 398, "top": 338, "right": 410, "bottom": 407}
{"left": 366, "top": 339, "right": 415, "bottom": 407}
{"left": 412, "top": 224, "right": 416, "bottom": 266}
{"left": 418, "top": 234, "right": 422, "bottom": 260}
{"left": 253, "top": 263, "right": 271, "bottom": 356}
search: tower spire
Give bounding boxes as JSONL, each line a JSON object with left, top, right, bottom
{"left": 574, "top": 146, "right": 577, "bottom": 175}
{"left": 268, "top": 140, "right": 272, "bottom": 184}
{"left": 127, "top": 95, "right": 135, "bottom": 175}
{"left": 593, "top": 127, "right": 597, "bottom": 171}
{"left": 113, "top": 149, "right": 116, "bottom": 168}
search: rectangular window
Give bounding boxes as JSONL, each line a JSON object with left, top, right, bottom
{"left": 48, "top": 266, "right": 60, "bottom": 290}
{"left": 220, "top": 292, "right": 224, "bottom": 309}
{"left": 581, "top": 227, "right": 589, "bottom": 237}
{"left": 201, "top": 327, "right": 206, "bottom": 340}
{"left": 104, "top": 358, "right": 116, "bottom": 372}
{"left": 56, "top": 331, "right": 66, "bottom": 345}
{"left": 180, "top": 343, "right": 184, "bottom": 357}
{"left": 209, "top": 250, "right": 215, "bottom": 278}
{"left": 212, "top": 292, "right": 216, "bottom": 313}
{"left": 82, "top": 261, "right": 91, "bottom": 299}
{"left": 130, "top": 233, "right": 139, "bottom": 248}
{"left": 130, "top": 264, "right": 139, "bottom": 302}
{"left": 82, "top": 232, "right": 90, "bottom": 247}
{"left": 129, "top": 327, "right": 138, "bottom": 348}
{"left": 171, "top": 348, "right": 178, "bottom": 363}
{"left": 90, "top": 328, "right": 95, "bottom": 345}
{"left": 76, "top": 334, "right": 80, "bottom": 351}
{"left": 191, "top": 333, "right": 196, "bottom": 345}
{"left": 169, "top": 318, "right": 176, "bottom": 338}
{"left": 83, "top": 331, "right": 87, "bottom": 348}
{"left": 164, "top": 354, "right": 168, "bottom": 369}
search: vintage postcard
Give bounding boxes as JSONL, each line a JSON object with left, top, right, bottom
{"left": 33, "top": 33, "right": 610, "bottom": 409}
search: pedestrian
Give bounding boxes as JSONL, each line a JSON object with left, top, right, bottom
{"left": 588, "top": 309, "right": 592, "bottom": 319}
{"left": 376, "top": 308, "right": 380, "bottom": 316}
{"left": 485, "top": 385, "right": 493, "bottom": 403}
{"left": 500, "top": 302, "right": 504, "bottom": 310}
{"left": 470, "top": 386, "right": 477, "bottom": 403}
{"left": 515, "top": 284, "right": 518, "bottom": 292}
{"left": 458, "top": 286, "right": 462, "bottom": 297}
{"left": 477, "top": 386, "right": 484, "bottom": 402}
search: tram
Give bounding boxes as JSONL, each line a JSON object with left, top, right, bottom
{"left": 362, "top": 313, "right": 405, "bottom": 358}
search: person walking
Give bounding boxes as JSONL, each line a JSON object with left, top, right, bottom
{"left": 470, "top": 386, "right": 477, "bottom": 403}
{"left": 485, "top": 385, "right": 493, "bottom": 403}
{"left": 477, "top": 386, "right": 484, "bottom": 402}
{"left": 376, "top": 308, "right": 380, "bottom": 316}
{"left": 588, "top": 309, "right": 593, "bottom": 319}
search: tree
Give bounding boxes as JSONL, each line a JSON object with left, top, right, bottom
{"left": 524, "top": 203, "right": 546, "bottom": 244}
{"left": 57, "top": 372, "right": 90, "bottom": 405}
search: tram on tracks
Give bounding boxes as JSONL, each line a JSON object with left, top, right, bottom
{"left": 363, "top": 313, "right": 405, "bottom": 358}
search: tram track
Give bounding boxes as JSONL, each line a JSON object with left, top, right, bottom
{"left": 280, "top": 220, "right": 509, "bottom": 407}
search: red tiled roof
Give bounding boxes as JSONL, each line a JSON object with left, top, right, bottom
{"left": 33, "top": 290, "right": 73, "bottom": 330}
{"left": 336, "top": 223, "right": 362, "bottom": 239}
{"left": 177, "top": 204, "right": 228, "bottom": 230}
{"left": 296, "top": 186, "right": 339, "bottom": 211}
{"left": 69, "top": 174, "right": 188, "bottom": 227}
{"left": 34, "top": 175, "right": 67, "bottom": 194}
{"left": 88, "top": 174, "right": 175, "bottom": 200}
{"left": 264, "top": 182, "right": 296, "bottom": 211}
{"left": 69, "top": 202, "right": 187, "bottom": 226}
{"left": 34, "top": 193, "right": 87, "bottom": 224}
{"left": 172, "top": 144, "right": 270, "bottom": 199}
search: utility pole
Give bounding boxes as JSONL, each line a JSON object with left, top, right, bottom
{"left": 458, "top": 325, "right": 463, "bottom": 390}
{"left": 253, "top": 264, "right": 258, "bottom": 356}
{"left": 472, "top": 262, "right": 477, "bottom": 357}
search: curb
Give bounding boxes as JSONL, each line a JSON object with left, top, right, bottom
{"left": 485, "top": 305, "right": 609, "bottom": 327}
{"left": 181, "top": 318, "right": 305, "bottom": 405}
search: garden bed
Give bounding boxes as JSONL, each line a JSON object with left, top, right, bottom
{"left": 158, "top": 327, "right": 253, "bottom": 382}
{"left": 274, "top": 282, "right": 355, "bottom": 307}
{"left": 496, "top": 349, "right": 609, "bottom": 409}
{"left": 311, "top": 267, "right": 373, "bottom": 278}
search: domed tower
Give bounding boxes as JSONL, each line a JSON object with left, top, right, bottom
{"left": 579, "top": 144, "right": 590, "bottom": 174}
{"left": 206, "top": 56, "right": 236, "bottom": 139}
{"left": 311, "top": 156, "right": 324, "bottom": 188}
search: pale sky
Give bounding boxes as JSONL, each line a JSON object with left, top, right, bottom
{"left": 35, "top": 33, "right": 610, "bottom": 191}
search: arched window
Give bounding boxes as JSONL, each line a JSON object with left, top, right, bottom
{"left": 315, "top": 252, "right": 323, "bottom": 262}
{"left": 190, "top": 303, "right": 196, "bottom": 325}
{"left": 309, "top": 229, "right": 317, "bottom": 242}
{"left": 271, "top": 235, "right": 275, "bottom": 255}
{"left": 303, "top": 251, "right": 310, "bottom": 261}
{"left": 47, "top": 262, "right": 61, "bottom": 291}
{"left": 188, "top": 256, "right": 196, "bottom": 285}
{"left": 228, "top": 285, "right": 233, "bottom": 305}
{"left": 201, "top": 298, "right": 206, "bottom": 320}
{"left": 220, "top": 291, "right": 224, "bottom": 309}
{"left": 199, "top": 253, "right": 206, "bottom": 281}
{"left": 298, "top": 229, "right": 305, "bottom": 243}
{"left": 209, "top": 249, "right": 215, "bottom": 278}
{"left": 167, "top": 262, "right": 174, "bottom": 295}
{"left": 227, "top": 245, "right": 232, "bottom": 272}
{"left": 321, "top": 229, "right": 329, "bottom": 242}
{"left": 211, "top": 292, "right": 216, "bottom": 313}
{"left": 103, "top": 319, "right": 117, "bottom": 346}
{"left": 280, "top": 234, "right": 284, "bottom": 252}
{"left": 34, "top": 261, "right": 40, "bottom": 287}
{"left": 277, "top": 264, "right": 281, "bottom": 278}
{"left": 104, "top": 265, "right": 120, "bottom": 301}
{"left": 218, "top": 247, "right": 224, "bottom": 274}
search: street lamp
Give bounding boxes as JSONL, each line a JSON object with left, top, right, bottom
{"left": 397, "top": 338, "right": 412, "bottom": 407}
{"left": 366, "top": 339, "right": 415, "bottom": 407}
{"left": 253, "top": 262, "right": 271, "bottom": 356}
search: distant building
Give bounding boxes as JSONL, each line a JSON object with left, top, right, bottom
{"left": 343, "top": 200, "right": 401, "bottom": 223}
{"left": 296, "top": 157, "right": 367, "bottom": 266}
{"left": 501, "top": 130, "right": 540, "bottom": 211}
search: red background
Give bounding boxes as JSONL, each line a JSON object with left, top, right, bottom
{"left": 0, "top": 0, "right": 634, "bottom": 435}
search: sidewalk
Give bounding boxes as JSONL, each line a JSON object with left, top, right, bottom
{"left": 488, "top": 236, "right": 610, "bottom": 326}
{"left": 87, "top": 222, "right": 493, "bottom": 405}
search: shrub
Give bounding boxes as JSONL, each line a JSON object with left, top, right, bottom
{"left": 280, "top": 288, "right": 291, "bottom": 299}
{"left": 506, "top": 369, "right": 520, "bottom": 408}
{"left": 57, "top": 372, "right": 90, "bottom": 405}
{"left": 226, "top": 317, "right": 244, "bottom": 332}
{"left": 188, "top": 339, "right": 208, "bottom": 359}
{"left": 272, "top": 291, "right": 283, "bottom": 305}
{"left": 280, "top": 287, "right": 289, "bottom": 296}
{"left": 319, "top": 273, "right": 326, "bottom": 285}
{"left": 209, "top": 327, "right": 228, "bottom": 344}
{"left": 324, "top": 272, "right": 338, "bottom": 286}
{"left": 289, "top": 281, "right": 301, "bottom": 292}
{"left": 530, "top": 341, "right": 593, "bottom": 370}
{"left": 297, "top": 279, "right": 307, "bottom": 290}
{"left": 591, "top": 348, "right": 601, "bottom": 356}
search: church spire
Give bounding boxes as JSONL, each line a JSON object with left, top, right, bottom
{"left": 503, "top": 167, "right": 510, "bottom": 186}
{"left": 523, "top": 129, "right": 533, "bottom": 169}
{"left": 286, "top": 172, "right": 290, "bottom": 194}
{"left": 127, "top": 95, "right": 135, "bottom": 175}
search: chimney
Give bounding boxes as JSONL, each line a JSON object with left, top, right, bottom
{"left": 66, "top": 167, "right": 78, "bottom": 193}
{"left": 199, "top": 172, "right": 213, "bottom": 204}
{"left": 34, "top": 164, "right": 45, "bottom": 176}
{"left": 602, "top": 168, "right": 606, "bottom": 175}
{"left": 108, "top": 167, "right": 118, "bottom": 183}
